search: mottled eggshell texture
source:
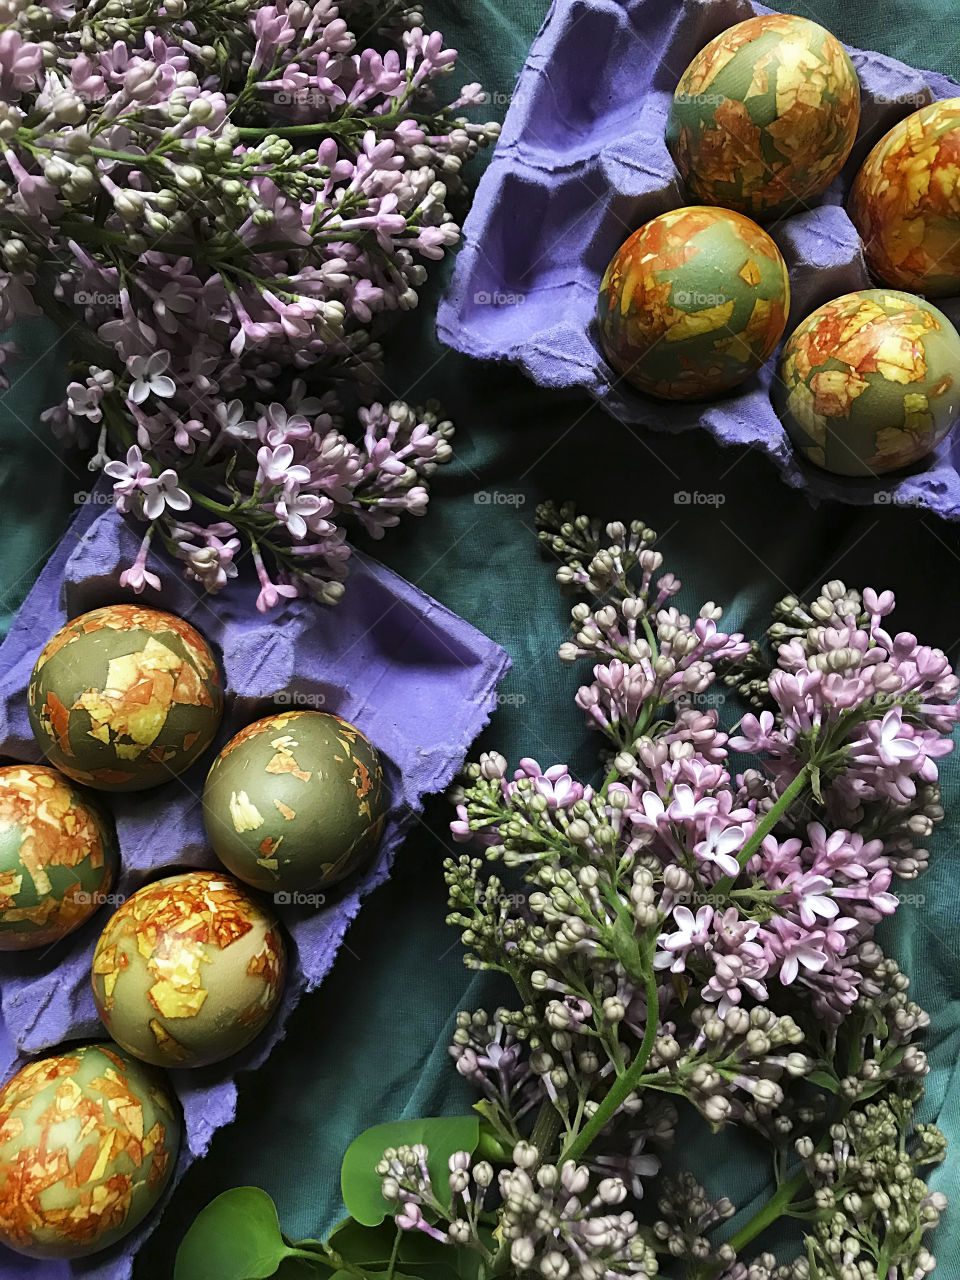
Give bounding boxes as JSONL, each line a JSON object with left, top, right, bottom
{"left": 91, "top": 871, "right": 286, "bottom": 1069}
{"left": 774, "top": 289, "right": 960, "bottom": 476}
{"left": 203, "top": 710, "right": 387, "bottom": 894}
{"left": 28, "top": 604, "right": 223, "bottom": 792}
{"left": 666, "top": 14, "right": 860, "bottom": 218}
{"left": 597, "top": 205, "right": 790, "bottom": 399}
{"left": 0, "top": 765, "right": 119, "bottom": 951}
{"left": 850, "top": 97, "right": 960, "bottom": 298}
{"left": 0, "top": 1042, "right": 180, "bottom": 1259}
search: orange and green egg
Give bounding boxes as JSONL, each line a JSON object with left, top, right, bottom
{"left": 0, "top": 764, "right": 118, "bottom": 950}
{"left": 0, "top": 1043, "right": 180, "bottom": 1259}
{"left": 774, "top": 288, "right": 960, "bottom": 475}
{"left": 596, "top": 205, "right": 790, "bottom": 399}
{"left": 666, "top": 13, "right": 860, "bottom": 218}
{"left": 27, "top": 604, "right": 223, "bottom": 793}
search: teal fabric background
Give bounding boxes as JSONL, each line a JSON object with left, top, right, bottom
{"left": 2, "top": 1, "right": 960, "bottom": 1274}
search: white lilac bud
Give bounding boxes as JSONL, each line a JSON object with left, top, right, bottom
{"left": 702, "top": 1095, "right": 731, "bottom": 1124}
{"left": 512, "top": 1141, "right": 539, "bottom": 1170}
{"left": 725, "top": 1007, "right": 750, "bottom": 1035}
{"left": 602, "top": 997, "right": 626, "bottom": 1023}
{"left": 540, "top": 1251, "right": 569, "bottom": 1280}
{"left": 448, "top": 1220, "right": 472, "bottom": 1245}
{"left": 472, "top": 1161, "right": 493, "bottom": 1187}
{"left": 511, "top": 1238, "right": 536, "bottom": 1268}
{"left": 597, "top": 1177, "right": 627, "bottom": 1205}
{"left": 560, "top": 1162, "right": 590, "bottom": 1194}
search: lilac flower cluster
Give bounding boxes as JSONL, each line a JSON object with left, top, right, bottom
{"left": 384, "top": 504, "right": 952, "bottom": 1280}
{"left": 0, "top": 0, "right": 497, "bottom": 607}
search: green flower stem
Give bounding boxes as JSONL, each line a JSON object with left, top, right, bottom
{"left": 712, "top": 764, "right": 813, "bottom": 897}
{"left": 560, "top": 960, "right": 659, "bottom": 1165}
{"left": 692, "top": 1105, "right": 854, "bottom": 1280}
{"left": 385, "top": 1224, "right": 402, "bottom": 1280}
{"left": 529, "top": 1098, "right": 564, "bottom": 1159}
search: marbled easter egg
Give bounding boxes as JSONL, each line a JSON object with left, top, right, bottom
{"left": 774, "top": 288, "right": 960, "bottom": 475}
{"left": 203, "top": 710, "right": 387, "bottom": 895}
{"left": 666, "top": 14, "right": 860, "bottom": 218}
{"left": 0, "top": 1043, "right": 180, "bottom": 1259}
{"left": 91, "top": 871, "right": 286, "bottom": 1068}
{"left": 28, "top": 605, "right": 223, "bottom": 792}
{"left": 596, "top": 205, "right": 790, "bottom": 399}
{"left": 0, "top": 764, "right": 119, "bottom": 951}
{"left": 850, "top": 97, "right": 960, "bottom": 297}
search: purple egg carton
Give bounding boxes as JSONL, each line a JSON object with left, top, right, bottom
{"left": 438, "top": 0, "right": 960, "bottom": 516}
{"left": 0, "top": 491, "right": 510, "bottom": 1280}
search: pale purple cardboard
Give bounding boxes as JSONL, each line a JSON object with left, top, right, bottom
{"left": 438, "top": 0, "right": 960, "bottom": 515}
{"left": 0, "top": 492, "right": 510, "bottom": 1278}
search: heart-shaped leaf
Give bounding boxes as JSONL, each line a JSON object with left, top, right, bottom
{"left": 174, "top": 1187, "right": 311, "bottom": 1280}
{"left": 341, "top": 1116, "right": 480, "bottom": 1226}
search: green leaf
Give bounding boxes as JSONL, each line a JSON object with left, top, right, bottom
{"left": 274, "top": 1262, "right": 333, "bottom": 1280}
{"left": 174, "top": 1188, "right": 311, "bottom": 1280}
{"left": 327, "top": 1219, "right": 397, "bottom": 1265}
{"left": 806, "top": 1070, "right": 839, "bottom": 1094}
{"left": 472, "top": 1110, "right": 511, "bottom": 1162}
{"left": 341, "top": 1117, "right": 480, "bottom": 1227}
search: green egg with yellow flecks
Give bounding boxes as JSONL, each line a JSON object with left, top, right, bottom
{"left": 202, "top": 710, "right": 387, "bottom": 896}
{"left": 0, "top": 764, "right": 119, "bottom": 950}
{"left": 597, "top": 205, "right": 790, "bottom": 400}
{"left": 27, "top": 604, "right": 223, "bottom": 792}
{"left": 773, "top": 288, "right": 960, "bottom": 476}
{"left": 0, "top": 1042, "right": 180, "bottom": 1258}
{"left": 666, "top": 13, "right": 860, "bottom": 218}
{"left": 91, "top": 870, "right": 286, "bottom": 1069}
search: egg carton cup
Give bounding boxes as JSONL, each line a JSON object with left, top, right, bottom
{"left": 0, "top": 489, "right": 511, "bottom": 1280}
{"left": 438, "top": 0, "right": 960, "bottom": 515}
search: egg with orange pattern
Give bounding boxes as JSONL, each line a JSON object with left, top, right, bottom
{"left": 0, "top": 764, "right": 119, "bottom": 951}
{"left": 0, "top": 1042, "right": 180, "bottom": 1258}
{"left": 597, "top": 205, "right": 790, "bottom": 399}
{"left": 774, "top": 288, "right": 960, "bottom": 475}
{"left": 91, "top": 870, "right": 286, "bottom": 1069}
{"left": 27, "top": 605, "right": 223, "bottom": 792}
{"left": 850, "top": 97, "right": 960, "bottom": 297}
{"left": 666, "top": 13, "right": 860, "bottom": 218}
